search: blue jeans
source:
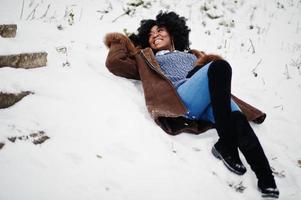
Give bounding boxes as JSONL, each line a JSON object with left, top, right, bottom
{"left": 177, "top": 62, "right": 240, "bottom": 123}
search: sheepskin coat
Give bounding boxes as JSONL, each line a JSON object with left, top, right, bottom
{"left": 104, "top": 32, "right": 266, "bottom": 135}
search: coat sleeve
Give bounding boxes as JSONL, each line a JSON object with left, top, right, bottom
{"left": 189, "top": 49, "right": 223, "bottom": 67}
{"left": 104, "top": 33, "right": 140, "bottom": 80}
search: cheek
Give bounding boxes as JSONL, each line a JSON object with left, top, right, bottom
{"left": 162, "top": 37, "right": 171, "bottom": 47}
{"left": 166, "top": 37, "right": 171, "bottom": 44}
{"left": 162, "top": 33, "right": 171, "bottom": 44}
{"left": 149, "top": 38, "right": 156, "bottom": 48}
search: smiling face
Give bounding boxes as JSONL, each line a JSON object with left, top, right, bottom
{"left": 148, "top": 25, "right": 173, "bottom": 51}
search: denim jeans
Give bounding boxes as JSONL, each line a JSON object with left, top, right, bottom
{"left": 177, "top": 62, "right": 240, "bottom": 123}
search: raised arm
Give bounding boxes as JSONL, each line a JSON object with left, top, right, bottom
{"left": 104, "top": 33, "right": 140, "bottom": 80}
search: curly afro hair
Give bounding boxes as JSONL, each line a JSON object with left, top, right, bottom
{"left": 129, "top": 11, "right": 191, "bottom": 51}
{"left": 129, "top": 19, "right": 156, "bottom": 49}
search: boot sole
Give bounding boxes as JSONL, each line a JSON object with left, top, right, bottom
{"left": 261, "top": 194, "right": 279, "bottom": 199}
{"left": 258, "top": 187, "right": 279, "bottom": 199}
{"left": 212, "top": 146, "right": 246, "bottom": 176}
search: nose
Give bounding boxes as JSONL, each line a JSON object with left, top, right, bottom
{"left": 150, "top": 31, "right": 159, "bottom": 39}
{"left": 153, "top": 31, "right": 159, "bottom": 37}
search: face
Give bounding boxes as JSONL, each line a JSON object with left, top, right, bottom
{"left": 148, "top": 25, "right": 172, "bottom": 51}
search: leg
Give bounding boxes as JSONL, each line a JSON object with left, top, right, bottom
{"left": 177, "top": 60, "right": 246, "bottom": 175}
{"left": 177, "top": 62, "right": 212, "bottom": 119}
{"left": 207, "top": 60, "right": 233, "bottom": 150}
{"left": 200, "top": 99, "right": 240, "bottom": 124}
{"left": 207, "top": 60, "right": 246, "bottom": 175}
{"left": 231, "top": 111, "right": 279, "bottom": 198}
{"left": 177, "top": 62, "right": 240, "bottom": 121}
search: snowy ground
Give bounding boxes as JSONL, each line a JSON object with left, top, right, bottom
{"left": 0, "top": 0, "right": 301, "bottom": 199}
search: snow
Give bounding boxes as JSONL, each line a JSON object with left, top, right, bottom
{"left": 0, "top": 0, "right": 301, "bottom": 199}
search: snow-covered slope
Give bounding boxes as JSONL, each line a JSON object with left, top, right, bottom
{"left": 1, "top": 0, "right": 301, "bottom": 199}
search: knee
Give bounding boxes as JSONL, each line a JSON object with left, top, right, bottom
{"left": 231, "top": 111, "right": 246, "bottom": 121}
{"left": 208, "top": 60, "right": 232, "bottom": 78}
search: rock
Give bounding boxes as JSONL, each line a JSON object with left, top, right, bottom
{"left": 0, "top": 91, "right": 32, "bottom": 109}
{"left": 6, "top": 131, "right": 49, "bottom": 145}
{"left": 0, "top": 142, "right": 5, "bottom": 150}
{"left": 206, "top": 12, "right": 223, "bottom": 19}
{"left": 32, "top": 135, "right": 50, "bottom": 145}
{"left": 0, "top": 24, "right": 17, "bottom": 38}
{"left": 31, "top": 131, "right": 50, "bottom": 145}
{"left": 0, "top": 52, "right": 48, "bottom": 69}
{"left": 7, "top": 137, "right": 17, "bottom": 143}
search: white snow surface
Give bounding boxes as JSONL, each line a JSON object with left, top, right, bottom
{"left": 0, "top": 0, "right": 301, "bottom": 199}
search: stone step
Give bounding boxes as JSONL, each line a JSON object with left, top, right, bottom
{"left": 0, "top": 91, "right": 32, "bottom": 109}
{"left": 0, "top": 24, "right": 17, "bottom": 38}
{"left": 0, "top": 52, "right": 47, "bottom": 69}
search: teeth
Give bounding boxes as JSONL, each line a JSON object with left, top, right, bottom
{"left": 154, "top": 39, "right": 162, "bottom": 45}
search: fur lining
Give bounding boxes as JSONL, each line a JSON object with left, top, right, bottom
{"left": 104, "top": 32, "right": 138, "bottom": 55}
{"left": 189, "top": 49, "right": 206, "bottom": 58}
{"left": 190, "top": 49, "right": 223, "bottom": 66}
{"left": 194, "top": 53, "right": 223, "bottom": 66}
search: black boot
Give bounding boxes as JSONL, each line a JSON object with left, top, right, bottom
{"left": 212, "top": 141, "right": 247, "bottom": 175}
{"left": 258, "top": 182, "right": 279, "bottom": 199}
{"left": 231, "top": 111, "right": 279, "bottom": 198}
{"left": 208, "top": 60, "right": 246, "bottom": 175}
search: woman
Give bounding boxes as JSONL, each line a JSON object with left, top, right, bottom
{"left": 104, "top": 11, "right": 279, "bottom": 198}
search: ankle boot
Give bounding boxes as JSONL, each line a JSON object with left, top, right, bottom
{"left": 258, "top": 179, "right": 279, "bottom": 198}
{"left": 212, "top": 141, "right": 247, "bottom": 175}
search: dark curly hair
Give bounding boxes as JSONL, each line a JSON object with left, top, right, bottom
{"left": 129, "top": 11, "right": 191, "bottom": 51}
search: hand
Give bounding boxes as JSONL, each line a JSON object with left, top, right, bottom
{"left": 104, "top": 32, "right": 138, "bottom": 55}
{"left": 194, "top": 54, "right": 223, "bottom": 67}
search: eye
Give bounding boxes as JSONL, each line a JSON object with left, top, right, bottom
{"left": 148, "top": 32, "right": 154, "bottom": 38}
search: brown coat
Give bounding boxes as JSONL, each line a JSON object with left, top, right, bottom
{"left": 104, "top": 33, "right": 266, "bottom": 135}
